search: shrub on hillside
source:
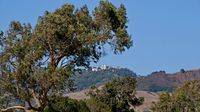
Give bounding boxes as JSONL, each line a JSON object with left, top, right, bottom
{"left": 151, "top": 80, "right": 200, "bottom": 112}
{"left": 87, "top": 77, "right": 144, "bottom": 112}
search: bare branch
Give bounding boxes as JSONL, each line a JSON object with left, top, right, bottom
{"left": 1, "top": 106, "right": 26, "bottom": 112}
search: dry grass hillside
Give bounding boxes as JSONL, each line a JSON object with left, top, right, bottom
{"left": 74, "top": 68, "right": 200, "bottom": 93}
{"left": 135, "top": 91, "right": 159, "bottom": 112}
{"left": 66, "top": 89, "right": 159, "bottom": 112}
{"left": 137, "top": 68, "right": 200, "bottom": 92}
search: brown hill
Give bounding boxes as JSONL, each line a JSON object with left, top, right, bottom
{"left": 137, "top": 69, "right": 200, "bottom": 92}
{"left": 66, "top": 90, "right": 159, "bottom": 112}
{"left": 66, "top": 68, "right": 200, "bottom": 111}
{"left": 135, "top": 91, "right": 159, "bottom": 112}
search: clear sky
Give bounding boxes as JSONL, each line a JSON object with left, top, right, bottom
{"left": 1, "top": 0, "right": 200, "bottom": 75}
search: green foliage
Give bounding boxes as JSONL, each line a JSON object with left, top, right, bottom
{"left": 44, "top": 96, "right": 90, "bottom": 112}
{"left": 0, "top": 1, "right": 132, "bottom": 111}
{"left": 86, "top": 98, "right": 111, "bottom": 112}
{"left": 151, "top": 92, "right": 172, "bottom": 112}
{"left": 151, "top": 80, "right": 200, "bottom": 112}
{"left": 88, "top": 77, "right": 143, "bottom": 112}
{"left": 0, "top": 95, "right": 6, "bottom": 109}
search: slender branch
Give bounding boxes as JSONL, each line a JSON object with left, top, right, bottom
{"left": 1, "top": 106, "right": 26, "bottom": 112}
{"left": 46, "top": 32, "right": 56, "bottom": 70}
{"left": 55, "top": 52, "right": 65, "bottom": 67}
{"left": 48, "top": 42, "right": 55, "bottom": 69}
{"left": 16, "top": 83, "right": 19, "bottom": 95}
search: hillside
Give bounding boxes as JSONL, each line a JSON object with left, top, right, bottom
{"left": 137, "top": 69, "right": 200, "bottom": 92}
{"left": 73, "top": 67, "right": 137, "bottom": 90}
{"left": 74, "top": 67, "right": 200, "bottom": 92}
{"left": 66, "top": 90, "right": 159, "bottom": 112}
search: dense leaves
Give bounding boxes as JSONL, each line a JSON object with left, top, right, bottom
{"left": 88, "top": 77, "right": 144, "bottom": 112}
{"left": 0, "top": 1, "right": 132, "bottom": 111}
{"left": 44, "top": 96, "right": 90, "bottom": 112}
{"left": 86, "top": 98, "right": 112, "bottom": 112}
{"left": 151, "top": 80, "right": 200, "bottom": 112}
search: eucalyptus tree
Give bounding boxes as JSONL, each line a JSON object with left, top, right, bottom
{"left": 0, "top": 1, "right": 132, "bottom": 112}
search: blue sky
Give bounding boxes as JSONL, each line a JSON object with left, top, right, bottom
{"left": 1, "top": 0, "right": 200, "bottom": 75}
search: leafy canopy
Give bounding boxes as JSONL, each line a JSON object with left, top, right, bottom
{"left": 0, "top": 1, "right": 132, "bottom": 112}
{"left": 151, "top": 80, "right": 200, "bottom": 112}
{"left": 44, "top": 96, "right": 90, "bottom": 112}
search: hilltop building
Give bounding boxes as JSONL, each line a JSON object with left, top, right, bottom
{"left": 100, "top": 64, "right": 109, "bottom": 70}
{"left": 91, "top": 64, "right": 109, "bottom": 71}
{"left": 91, "top": 67, "right": 98, "bottom": 72}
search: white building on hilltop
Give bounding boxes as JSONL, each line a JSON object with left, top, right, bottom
{"left": 100, "top": 64, "right": 109, "bottom": 70}
{"left": 92, "top": 67, "right": 98, "bottom": 72}
{"left": 91, "top": 64, "right": 109, "bottom": 72}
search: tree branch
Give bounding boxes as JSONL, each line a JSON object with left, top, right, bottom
{"left": 55, "top": 52, "right": 65, "bottom": 67}
{"left": 1, "top": 106, "right": 26, "bottom": 112}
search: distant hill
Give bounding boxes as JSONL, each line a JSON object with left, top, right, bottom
{"left": 137, "top": 69, "right": 200, "bottom": 92}
{"left": 73, "top": 67, "right": 137, "bottom": 90}
{"left": 71, "top": 68, "right": 200, "bottom": 111}
{"left": 73, "top": 67, "right": 200, "bottom": 92}
{"left": 137, "top": 71, "right": 175, "bottom": 92}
